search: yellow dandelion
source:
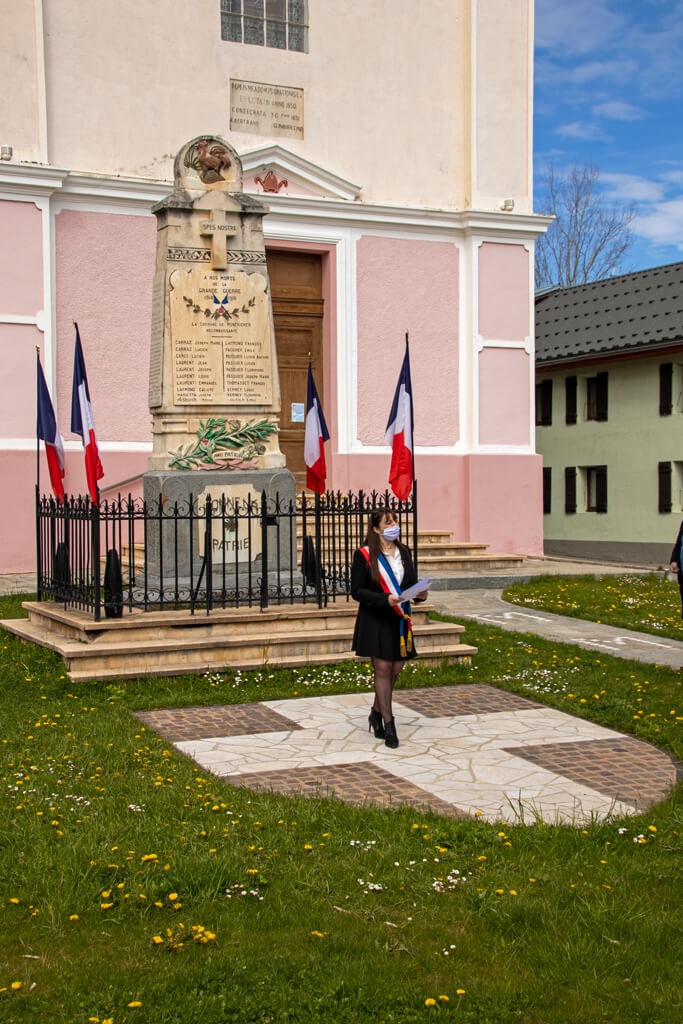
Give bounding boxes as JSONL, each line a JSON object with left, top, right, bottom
{"left": 439, "top": 994, "right": 449, "bottom": 1002}
{"left": 168, "top": 892, "right": 178, "bottom": 901}
{"left": 128, "top": 1000, "right": 143, "bottom": 1007}
{"left": 9, "top": 897, "right": 20, "bottom": 904}
{"left": 152, "top": 935, "right": 164, "bottom": 945}
{"left": 11, "top": 981, "right": 22, "bottom": 991}
{"left": 69, "top": 914, "right": 79, "bottom": 921}
{"left": 456, "top": 987, "right": 466, "bottom": 995}
{"left": 424, "top": 997, "right": 437, "bottom": 1007}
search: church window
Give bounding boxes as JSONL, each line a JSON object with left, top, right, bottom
{"left": 221, "top": 0, "right": 309, "bottom": 52}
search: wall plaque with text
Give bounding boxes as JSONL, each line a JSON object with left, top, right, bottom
{"left": 169, "top": 267, "right": 273, "bottom": 406}
{"left": 230, "top": 79, "right": 304, "bottom": 140}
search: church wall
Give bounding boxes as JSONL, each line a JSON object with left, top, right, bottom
{"left": 0, "top": 0, "right": 545, "bottom": 572}
{"left": 53, "top": 210, "right": 156, "bottom": 440}
{"left": 355, "top": 235, "right": 460, "bottom": 447}
{"left": 14, "top": 0, "right": 532, "bottom": 212}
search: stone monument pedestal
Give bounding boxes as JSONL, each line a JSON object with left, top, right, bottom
{"left": 143, "top": 468, "right": 296, "bottom": 587}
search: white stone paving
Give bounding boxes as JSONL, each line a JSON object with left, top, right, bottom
{"left": 175, "top": 692, "right": 641, "bottom": 825}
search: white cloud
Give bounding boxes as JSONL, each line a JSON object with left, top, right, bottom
{"left": 634, "top": 197, "right": 683, "bottom": 250}
{"left": 555, "top": 121, "right": 609, "bottom": 142}
{"left": 592, "top": 100, "right": 642, "bottom": 120}
{"left": 535, "top": 0, "right": 626, "bottom": 55}
{"left": 600, "top": 173, "right": 665, "bottom": 203}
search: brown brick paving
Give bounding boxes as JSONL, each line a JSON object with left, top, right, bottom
{"left": 506, "top": 737, "right": 680, "bottom": 810}
{"left": 396, "top": 684, "right": 542, "bottom": 717}
{"left": 134, "top": 703, "right": 302, "bottom": 741}
{"left": 224, "top": 761, "right": 468, "bottom": 817}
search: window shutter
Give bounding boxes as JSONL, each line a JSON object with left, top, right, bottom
{"left": 596, "top": 465, "right": 608, "bottom": 513}
{"left": 537, "top": 380, "right": 553, "bottom": 426}
{"left": 564, "top": 467, "right": 576, "bottom": 514}
{"left": 543, "top": 467, "right": 552, "bottom": 514}
{"left": 660, "top": 364, "right": 673, "bottom": 416}
{"left": 565, "top": 375, "right": 577, "bottom": 424}
{"left": 596, "top": 372, "right": 608, "bottom": 421}
{"left": 658, "top": 461, "right": 672, "bottom": 513}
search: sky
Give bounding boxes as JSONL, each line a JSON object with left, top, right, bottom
{"left": 534, "top": 0, "right": 683, "bottom": 273}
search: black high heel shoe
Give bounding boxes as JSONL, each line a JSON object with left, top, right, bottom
{"left": 368, "top": 708, "right": 385, "bottom": 739}
{"left": 384, "top": 718, "right": 399, "bottom": 749}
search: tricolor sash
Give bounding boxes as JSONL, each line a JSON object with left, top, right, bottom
{"left": 359, "top": 546, "right": 413, "bottom": 656}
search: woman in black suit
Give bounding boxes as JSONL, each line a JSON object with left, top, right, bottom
{"left": 351, "top": 508, "right": 427, "bottom": 749}
{"left": 670, "top": 520, "right": 683, "bottom": 620}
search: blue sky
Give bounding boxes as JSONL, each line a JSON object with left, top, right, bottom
{"left": 534, "top": 0, "right": 683, "bottom": 273}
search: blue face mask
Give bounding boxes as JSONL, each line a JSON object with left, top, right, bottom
{"left": 382, "top": 524, "right": 400, "bottom": 541}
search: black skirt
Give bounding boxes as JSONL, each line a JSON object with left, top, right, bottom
{"left": 351, "top": 547, "right": 418, "bottom": 661}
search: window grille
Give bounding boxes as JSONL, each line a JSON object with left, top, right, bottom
{"left": 221, "top": 0, "right": 308, "bottom": 52}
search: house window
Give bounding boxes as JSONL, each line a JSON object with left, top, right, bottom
{"left": 584, "top": 465, "right": 607, "bottom": 513}
{"left": 536, "top": 380, "right": 553, "bottom": 426}
{"left": 585, "top": 372, "right": 608, "bottom": 421}
{"left": 220, "top": 0, "right": 308, "bottom": 52}
{"left": 658, "top": 461, "right": 672, "bottom": 513}
{"left": 675, "top": 462, "right": 683, "bottom": 510}
{"left": 543, "top": 467, "right": 552, "bottom": 514}
{"left": 565, "top": 375, "right": 577, "bottom": 425}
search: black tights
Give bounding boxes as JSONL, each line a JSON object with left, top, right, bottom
{"left": 371, "top": 657, "right": 404, "bottom": 723}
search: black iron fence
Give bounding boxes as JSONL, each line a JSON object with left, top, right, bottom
{"left": 36, "top": 487, "right": 417, "bottom": 620}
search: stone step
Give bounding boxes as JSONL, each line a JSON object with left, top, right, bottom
{"left": 20, "top": 600, "right": 362, "bottom": 644}
{"left": 421, "top": 553, "right": 525, "bottom": 572}
{"left": 2, "top": 601, "right": 476, "bottom": 682}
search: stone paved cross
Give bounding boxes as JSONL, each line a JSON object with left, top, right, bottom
{"left": 199, "top": 208, "right": 237, "bottom": 270}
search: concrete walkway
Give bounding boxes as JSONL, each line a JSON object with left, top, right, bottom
{"left": 431, "top": 588, "right": 683, "bottom": 671}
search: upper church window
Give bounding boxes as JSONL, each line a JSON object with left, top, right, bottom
{"left": 221, "top": 0, "right": 309, "bottom": 52}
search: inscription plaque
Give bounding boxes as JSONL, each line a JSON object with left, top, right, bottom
{"left": 170, "top": 267, "right": 273, "bottom": 406}
{"left": 230, "top": 79, "right": 304, "bottom": 140}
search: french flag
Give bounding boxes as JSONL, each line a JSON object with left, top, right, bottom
{"left": 385, "top": 344, "right": 414, "bottom": 501}
{"left": 37, "top": 356, "right": 66, "bottom": 501}
{"left": 304, "top": 361, "right": 330, "bottom": 494}
{"left": 70, "top": 324, "right": 104, "bottom": 504}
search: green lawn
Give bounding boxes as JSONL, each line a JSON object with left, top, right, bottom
{"left": 504, "top": 572, "right": 683, "bottom": 640}
{"left": 1, "top": 592, "right": 681, "bottom": 1024}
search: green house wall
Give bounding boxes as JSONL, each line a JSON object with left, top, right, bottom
{"left": 536, "top": 352, "right": 683, "bottom": 564}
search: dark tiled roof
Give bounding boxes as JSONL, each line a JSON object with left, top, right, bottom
{"left": 535, "top": 261, "right": 683, "bottom": 365}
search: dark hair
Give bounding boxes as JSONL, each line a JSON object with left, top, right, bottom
{"left": 362, "top": 506, "right": 404, "bottom": 581}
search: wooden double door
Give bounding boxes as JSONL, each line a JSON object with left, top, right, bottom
{"left": 268, "top": 250, "right": 324, "bottom": 488}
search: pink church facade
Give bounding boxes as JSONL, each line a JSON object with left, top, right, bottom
{"left": 0, "top": 0, "right": 548, "bottom": 573}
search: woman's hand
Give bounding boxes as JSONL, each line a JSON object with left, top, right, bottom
{"left": 387, "top": 594, "right": 402, "bottom": 607}
{"left": 671, "top": 562, "right": 680, "bottom": 573}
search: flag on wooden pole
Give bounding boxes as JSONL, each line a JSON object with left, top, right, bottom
{"left": 70, "top": 324, "right": 103, "bottom": 503}
{"left": 304, "top": 361, "right": 330, "bottom": 493}
{"left": 37, "top": 354, "right": 65, "bottom": 501}
{"left": 385, "top": 340, "right": 414, "bottom": 500}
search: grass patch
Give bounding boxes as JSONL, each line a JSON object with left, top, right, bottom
{"left": 504, "top": 573, "right": 683, "bottom": 640}
{"left": 1, "top": 595, "right": 682, "bottom": 1024}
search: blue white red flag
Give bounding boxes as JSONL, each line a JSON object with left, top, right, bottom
{"left": 385, "top": 346, "right": 414, "bottom": 501}
{"left": 37, "top": 356, "right": 65, "bottom": 501}
{"left": 70, "top": 324, "right": 104, "bottom": 504}
{"left": 304, "top": 362, "right": 330, "bottom": 494}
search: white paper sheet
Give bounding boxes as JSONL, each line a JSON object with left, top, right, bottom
{"left": 398, "top": 578, "right": 431, "bottom": 602}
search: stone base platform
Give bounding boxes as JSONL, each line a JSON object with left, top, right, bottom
{"left": 1, "top": 600, "right": 476, "bottom": 682}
